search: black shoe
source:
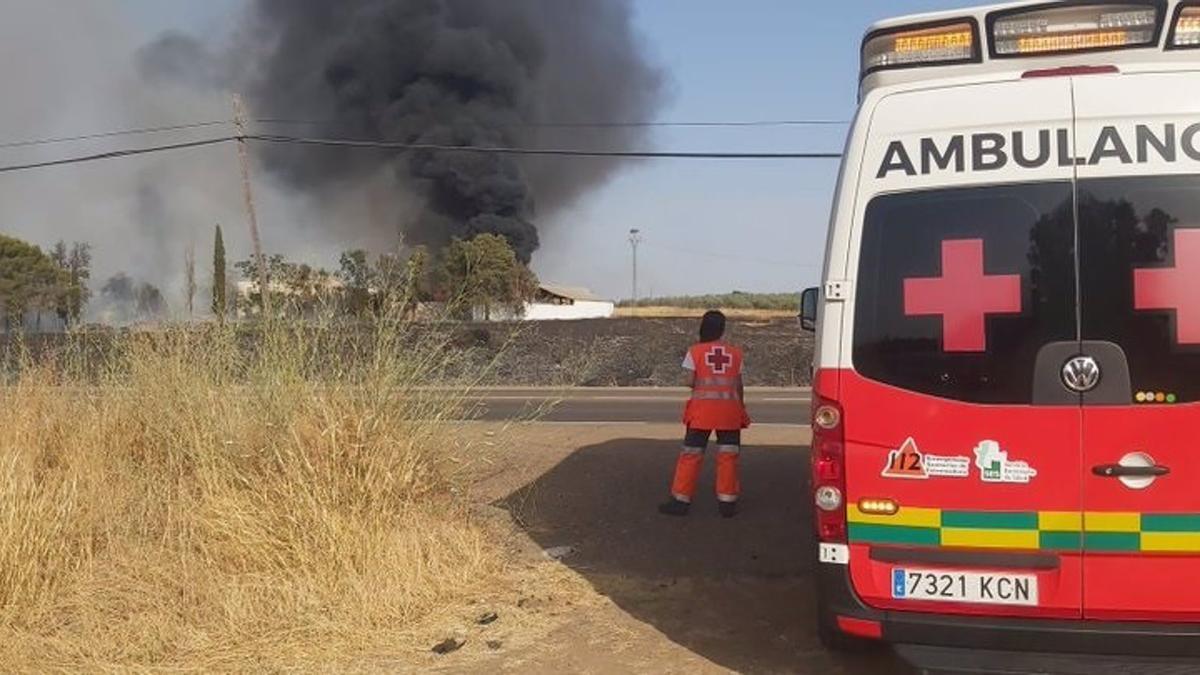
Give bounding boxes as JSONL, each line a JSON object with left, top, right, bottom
{"left": 658, "top": 498, "right": 691, "bottom": 517}
{"left": 718, "top": 501, "right": 738, "bottom": 519}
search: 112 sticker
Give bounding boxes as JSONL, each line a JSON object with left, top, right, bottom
{"left": 881, "top": 438, "right": 970, "bottom": 480}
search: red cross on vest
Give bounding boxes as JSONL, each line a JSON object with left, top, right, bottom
{"left": 706, "top": 346, "right": 733, "bottom": 374}
{"left": 903, "top": 239, "right": 1022, "bottom": 353}
{"left": 684, "top": 342, "right": 749, "bottom": 431}
{"left": 1135, "top": 228, "right": 1200, "bottom": 345}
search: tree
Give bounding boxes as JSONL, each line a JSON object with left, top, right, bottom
{"left": 67, "top": 243, "right": 92, "bottom": 323}
{"left": 184, "top": 243, "right": 196, "bottom": 318}
{"left": 235, "top": 254, "right": 285, "bottom": 285}
{"left": 135, "top": 283, "right": 165, "bottom": 317}
{"left": 373, "top": 246, "right": 432, "bottom": 318}
{"left": 281, "top": 262, "right": 334, "bottom": 312}
{"left": 49, "top": 241, "right": 71, "bottom": 326}
{"left": 373, "top": 252, "right": 405, "bottom": 316}
{"left": 235, "top": 253, "right": 282, "bottom": 314}
{"left": 0, "top": 235, "right": 67, "bottom": 332}
{"left": 101, "top": 273, "right": 134, "bottom": 301}
{"left": 337, "top": 249, "right": 372, "bottom": 316}
{"left": 374, "top": 252, "right": 406, "bottom": 309}
{"left": 437, "top": 234, "right": 538, "bottom": 320}
{"left": 405, "top": 246, "right": 432, "bottom": 301}
{"left": 49, "top": 240, "right": 91, "bottom": 325}
{"left": 50, "top": 241, "right": 68, "bottom": 268}
{"left": 101, "top": 273, "right": 135, "bottom": 324}
{"left": 101, "top": 274, "right": 165, "bottom": 322}
{"left": 235, "top": 254, "right": 332, "bottom": 315}
{"left": 212, "top": 225, "right": 226, "bottom": 320}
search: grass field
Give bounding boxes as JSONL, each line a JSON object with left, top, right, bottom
{"left": 0, "top": 316, "right": 530, "bottom": 669}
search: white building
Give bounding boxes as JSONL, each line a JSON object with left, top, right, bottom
{"left": 472, "top": 283, "right": 615, "bottom": 322}
{"left": 524, "top": 284, "right": 615, "bottom": 320}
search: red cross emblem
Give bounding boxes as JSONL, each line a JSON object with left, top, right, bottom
{"left": 705, "top": 346, "right": 733, "bottom": 374}
{"left": 1135, "top": 229, "right": 1200, "bottom": 345}
{"left": 903, "top": 239, "right": 1022, "bottom": 353}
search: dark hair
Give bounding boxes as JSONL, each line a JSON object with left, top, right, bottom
{"left": 699, "top": 310, "right": 726, "bottom": 342}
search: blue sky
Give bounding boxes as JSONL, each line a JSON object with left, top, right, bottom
{"left": 125, "top": 0, "right": 984, "bottom": 300}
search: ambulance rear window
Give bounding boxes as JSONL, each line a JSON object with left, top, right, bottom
{"left": 1079, "top": 175, "right": 1200, "bottom": 404}
{"left": 853, "top": 183, "right": 1076, "bottom": 404}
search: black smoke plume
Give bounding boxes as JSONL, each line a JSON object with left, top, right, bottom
{"left": 143, "top": 0, "right": 665, "bottom": 263}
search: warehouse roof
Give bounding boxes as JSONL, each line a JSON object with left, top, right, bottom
{"left": 538, "top": 283, "right": 607, "bottom": 302}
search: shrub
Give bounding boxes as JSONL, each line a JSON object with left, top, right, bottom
{"left": 0, "top": 315, "right": 504, "bottom": 669}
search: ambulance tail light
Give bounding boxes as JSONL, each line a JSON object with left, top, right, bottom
{"left": 990, "top": 3, "right": 1164, "bottom": 57}
{"left": 861, "top": 20, "right": 980, "bottom": 77}
{"left": 1169, "top": 5, "right": 1200, "bottom": 48}
{"left": 812, "top": 397, "right": 847, "bottom": 543}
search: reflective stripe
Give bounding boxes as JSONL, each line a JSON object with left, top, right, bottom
{"left": 691, "top": 391, "right": 740, "bottom": 401}
{"left": 695, "top": 376, "right": 739, "bottom": 388}
{"left": 717, "top": 494, "right": 739, "bottom": 503}
{"left": 716, "top": 444, "right": 741, "bottom": 455}
{"left": 681, "top": 446, "right": 704, "bottom": 455}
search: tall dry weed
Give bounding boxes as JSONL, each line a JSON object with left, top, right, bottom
{"left": 0, "top": 316, "right": 507, "bottom": 669}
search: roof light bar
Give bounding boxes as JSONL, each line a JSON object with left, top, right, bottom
{"left": 862, "top": 20, "right": 980, "bottom": 77}
{"left": 990, "top": 3, "right": 1164, "bottom": 57}
{"left": 1170, "top": 6, "right": 1200, "bottom": 48}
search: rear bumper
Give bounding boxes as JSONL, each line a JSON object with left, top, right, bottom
{"left": 817, "top": 561, "right": 1200, "bottom": 657}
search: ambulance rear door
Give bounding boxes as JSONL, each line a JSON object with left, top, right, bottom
{"left": 1074, "top": 70, "right": 1200, "bottom": 621}
{"left": 839, "top": 77, "right": 1084, "bottom": 620}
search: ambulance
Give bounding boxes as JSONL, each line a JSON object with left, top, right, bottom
{"left": 799, "top": 0, "right": 1200, "bottom": 665}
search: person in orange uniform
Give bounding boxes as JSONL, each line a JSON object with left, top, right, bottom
{"left": 659, "top": 310, "right": 751, "bottom": 518}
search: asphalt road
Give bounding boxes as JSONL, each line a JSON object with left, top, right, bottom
{"left": 465, "top": 387, "right": 812, "bottom": 425}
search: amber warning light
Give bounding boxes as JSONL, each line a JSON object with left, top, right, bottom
{"left": 858, "top": 498, "right": 899, "bottom": 516}
{"left": 862, "top": 21, "right": 978, "bottom": 76}
{"left": 1173, "top": 6, "right": 1200, "bottom": 48}
{"left": 992, "top": 4, "right": 1162, "bottom": 57}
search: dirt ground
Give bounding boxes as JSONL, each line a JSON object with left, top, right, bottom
{"left": 404, "top": 423, "right": 908, "bottom": 674}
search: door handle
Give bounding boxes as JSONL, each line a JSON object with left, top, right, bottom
{"left": 1092, "top": 464, "right": 1170, "bottom": 478}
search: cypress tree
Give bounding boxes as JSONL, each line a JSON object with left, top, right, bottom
{"left": 212, "top": 225, "right": 226, "bottom": 319}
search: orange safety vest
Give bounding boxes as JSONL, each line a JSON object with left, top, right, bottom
{"left": 683, "top": 341, "right": 750, "bottom": 431}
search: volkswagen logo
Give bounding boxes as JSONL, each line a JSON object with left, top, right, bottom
{"left": 1062, "top": 356, "right": 1101, "bottom": 393}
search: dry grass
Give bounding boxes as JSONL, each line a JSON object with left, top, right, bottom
{"left": 615, "top": 306, "right": 797, "bottom": 320}
{"left": 0, "top": 317, "right": 520, "bottom": 670}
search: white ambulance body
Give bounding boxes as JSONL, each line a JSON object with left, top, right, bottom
{"left": 804, "top": 0, "right": 1200, "bottom": 665}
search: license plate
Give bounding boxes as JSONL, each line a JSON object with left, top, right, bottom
{"left": 891, "top": 568, "right": 1038, "bottom": 606}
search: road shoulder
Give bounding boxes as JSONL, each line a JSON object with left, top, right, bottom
{"left": 404, "top": 422, "right": 901, "bottom": 674}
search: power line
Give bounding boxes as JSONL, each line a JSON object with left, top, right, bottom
{"left": 0, "top": 120, "right": 232, "bottom": 151}
{"left": 254, "top": 117, "right": 849, "bottom": 129}
{"left": 248, "top": 133, "right": 843, "bottom": 160}
{"left": 0, "top": 115, "right": 848, "bottom": 153}
{"left": 0, "top": 114, "right": 846, "bottom": 154}
{"left": 0, "top": 137, "right": 235, "bottom": 175}
{"left": 0, "top": 133, "right": 844, "bottom": 176}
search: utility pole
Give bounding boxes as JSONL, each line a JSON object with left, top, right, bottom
{"left": 233, "top": 94, "right": 270, "bottom": 317}
{"left": 628, "top": 228, "right": 642, "bottom": 310}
